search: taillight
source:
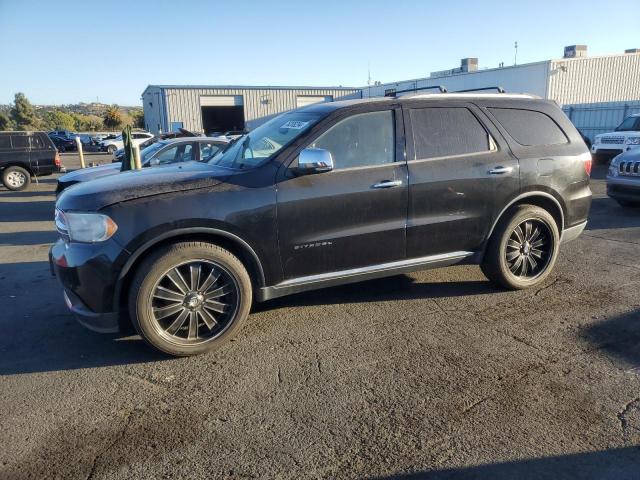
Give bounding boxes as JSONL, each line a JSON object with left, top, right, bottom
{"left": 579, "top": 152, "right": 592, "bottom": 176}
{"left": 54, "top": 151, "right": 61, "bottom": 167}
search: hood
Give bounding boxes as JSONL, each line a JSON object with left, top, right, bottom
{"left": 613, "top": 148, "right": 640, "bottom": 163}
{"left": 59, "top": 163, "right": 122, "bottom": 184}
{"left": 57, "top": 162, "right": 233, "bottom": 211}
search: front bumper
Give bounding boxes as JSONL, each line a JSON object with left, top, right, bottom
{"left": 49, "top": 238, "right": 130, "bottom": 333}
{"left": 607, "top": 175, "right": 640, "bottom": 202}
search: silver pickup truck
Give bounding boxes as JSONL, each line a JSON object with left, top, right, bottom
{"left": 607, "top": 148, "right": 640, "bottom": 206}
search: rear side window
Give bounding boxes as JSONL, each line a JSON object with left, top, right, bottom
{"left": 11, "top": 135, "right": 30, "bottom": 149}
{"left": 410, "top": 107, "right": 492, "bottom": 159}
{"left": 31, "top": 135, "right": 44, "bottom": 149}
{"left": 0, "top": 136, "right": 11, "bottom": 149}
{"left": 310, "top": 110, "right": 395, "bottom": 169}
{"left": 489, "top": 108, "right": 568, "bottom": 146}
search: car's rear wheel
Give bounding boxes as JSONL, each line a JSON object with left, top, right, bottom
{"left": 2, "top": 166, "right": 31, "bottom": 191}
{"left": 481, "top": 205, "right": 560, "bottom": 289}
{"left": 129, "top": 242, "right": 252, "bottom": 356}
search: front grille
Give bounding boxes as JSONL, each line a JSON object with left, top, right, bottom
{"left": 602, "top": 136, "right": 625, "bottom": 145}
{"left": 619, "top": 161, "right": 640, "bottom": 176}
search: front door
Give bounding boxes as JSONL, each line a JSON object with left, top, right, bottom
{"left": 276, "top": 108, "right": 407, "bottom": 280}
{"left": 403, "top": 103, "right": 519, "bottom": 258}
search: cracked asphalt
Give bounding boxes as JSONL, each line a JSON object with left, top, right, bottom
{"left": 1, "top": 155, "right": 639, "bottom": 479}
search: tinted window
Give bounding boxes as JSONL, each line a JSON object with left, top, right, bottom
{"left": 154, "top": 143, "right": 193, "bottom": 164}
{"left": 199, "top": 142, "right": 222, "bottom": 162}
{"left": 11, "top": 135, "right": 30, "bottom": 149}
{"left": 410, "top": 107, "right": 491, "bottom": 159}
{"left": 310, "top": 110, "right": 394, "bottom": 169}
{"left": 0, "top": 136, "right": 11, "bottom": 149}
{"left": 31, "top": 135, "right": 44, "bottom": 149}
{"left": 616, "top": 116, "right": 640, "bottom": 132}
{"left": 489, "top": 108, "right": 567, "bottom": 146}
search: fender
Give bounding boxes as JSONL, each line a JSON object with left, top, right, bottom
{"left": 112, "top": 227, "right": 266, "bottom": 311}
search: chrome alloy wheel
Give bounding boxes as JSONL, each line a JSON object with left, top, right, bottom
{"left": 149, "top": 260, "right": 239, "bottom": 345}
{"left": 6, "top": 170, "right": 27, "bottom": 188}
{"left": 505, "top": 219, "right": 553, "bottom": 279}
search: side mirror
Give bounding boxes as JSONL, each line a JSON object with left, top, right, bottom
{"left": 295, "top": 148, "right": 333, "bottom": 175}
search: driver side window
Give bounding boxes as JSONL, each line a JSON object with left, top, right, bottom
{"left": 154, "top": 144, "right": 193, "bottom": 164}
{"left": 310, "top": 110, "right": 395, "bottom": 170}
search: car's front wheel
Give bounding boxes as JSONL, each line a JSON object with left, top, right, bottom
{"left": 2, "top": 166, "right": 31, "bottom": 191}
{"left": 129, "top": 242, "right": 252, "bottom": 356}
{"left": 481, "top": 205, "right": 560, "bottom": 290}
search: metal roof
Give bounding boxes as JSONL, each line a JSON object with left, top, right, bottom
{"left": 142, "top": 84, "right": 359, "bottom": 96}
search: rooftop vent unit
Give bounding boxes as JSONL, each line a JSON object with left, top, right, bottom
{"left": 564, "top": 45, "right": 587, "bottom": 58}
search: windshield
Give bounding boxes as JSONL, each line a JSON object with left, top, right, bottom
{"left": 615, "top": 117, "right": 640, "bottom": 132}
{"left": 208, "top": 112, "right": 322, "bottom": 169}
{"left": 140, "top": 141, "right": 167, "bottom": 164}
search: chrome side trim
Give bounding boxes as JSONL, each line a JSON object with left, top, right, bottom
{"left": 277, "top": 251, "right": 474, "bottom": 288}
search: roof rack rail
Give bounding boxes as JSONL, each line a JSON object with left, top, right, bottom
{"left": 384, "top": 85, "right": 448, "bottom": 97}
{"left": 453, "top": 86, "right": 506, "bottom": 93}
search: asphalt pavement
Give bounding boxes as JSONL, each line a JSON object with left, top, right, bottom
{"left": 0, "top": 154, "right": 639, "bottom": 479}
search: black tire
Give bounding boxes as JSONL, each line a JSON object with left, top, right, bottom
{"left": 129, "top": 241, "right": 252, "bottom": 356}
{"left": 481, "top": 205, "right": 560, "bottom": 290}
{"left": 2, "top": 166, "right": 31, "bottom": 191}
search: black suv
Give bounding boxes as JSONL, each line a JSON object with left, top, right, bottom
{"left": 50, "top": 94, "right": 592, "bottom": 356}
{"left": 1, "top": 131, "right": 62, "bottom": 190}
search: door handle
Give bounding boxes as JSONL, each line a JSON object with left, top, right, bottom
{"left": 488, "top": 166, "right": 514, "bottom": 175}
{"left": 372, "top": 180, "right": 403, "bottom": 188}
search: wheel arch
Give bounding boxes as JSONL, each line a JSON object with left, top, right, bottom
{"left": 486, "top": 191, "right": 565, "bottom": 243}
{"left": 113, "top": 227, "right": 266, "bottom": 315}
{"left": 1, "top": 162, "right": 34, "bottom": 176}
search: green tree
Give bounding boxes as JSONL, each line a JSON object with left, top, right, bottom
{"left": 74, "top": 114, "right": 103, "bottom": 131}
{"left": 130, "top": 109, "right": 145, "bottom": 129}
{"left": 42, "top": 110, "right": 75, "bottom": 131}
{"left": 10, "top": 92, "right": 40, "bottom": 130}
{"left": 103, "top": 105, "right": 122, "bottom": 130}
{"left": 0, "top": 111, "right": 11, "bottom": 131}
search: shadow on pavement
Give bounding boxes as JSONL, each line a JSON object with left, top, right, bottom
{"left": 257, "top": 275, "right": 499, "bottom": 312}
{"left": 581, "top": 308, "right": 640, "bottom": 370}
{"left": 587, "top": 197, "right": 640, "bottom": 231}
{"left": 0, "top": 199, "right": 55, "bottom": 222}
{"left": 0, "top": 261, "right": 166, "bottom": 375}
{"left": 373, "top": 447, "right": 640, "bottom": 480}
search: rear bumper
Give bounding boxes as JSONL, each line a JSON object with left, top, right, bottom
{"left": 561, "top": 221, "right": 587, "bottom": 244}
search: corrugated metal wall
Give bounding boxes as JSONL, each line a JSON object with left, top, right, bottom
{"left": 562, "top": 101, "right": 640, "bottom": 141}
{"left": 158, "top": 87, "right": 361, "bottom": 134}
{"left": 549, "top": 53, "right": 640, "bottom": 105}
{"left": 361, "top": 62, "right": 550, "bottom": 98}
{"left": 142, "top": 86, "right": 165, "bottom": 133}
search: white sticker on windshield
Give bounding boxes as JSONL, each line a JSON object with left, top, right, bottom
{"left": 280, "top": 120, "right": 309, "bottom": 130}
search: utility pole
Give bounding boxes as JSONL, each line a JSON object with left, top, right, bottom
{"left": 514, "top": 41, "right": 518, "bottom": 65}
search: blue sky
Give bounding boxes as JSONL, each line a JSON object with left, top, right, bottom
{"left": 1, "top": 0, "right": 638, "bottom": 106}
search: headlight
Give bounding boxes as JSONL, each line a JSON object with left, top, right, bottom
{"left": 55, "top": 209, "right": 117, "bottom": 243}
{"left": 625, "top": 137, "right": 640, "bottom": 145}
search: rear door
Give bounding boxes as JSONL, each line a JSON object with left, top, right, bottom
{"left": 29, "top": 133, "right": 55, "bottom": 175}
{"left": 403, "top": 102, "right": 519, "bottom": 258}
{"left": 8, "top": 134, "right": 31, "bottom": 172}
{"left": 276, "top": 106, "right": 408, "bottom": 280}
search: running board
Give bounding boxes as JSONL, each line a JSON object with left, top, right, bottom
{"left": 257, "top": 251, "right": 474, "bottom": 302}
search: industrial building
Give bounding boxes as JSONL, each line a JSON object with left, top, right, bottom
{"left": 142, "top": 46, "right": 640, "bottom": 140}
{"left": 142, "top": 85, "right": 360, "bottom": 135}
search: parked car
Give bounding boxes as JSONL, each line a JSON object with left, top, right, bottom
{"left": 49, "top": 134, "right": 77, "bottom": 152}
{"left": 1, "top": 131, "right": 62, "bottom": 190}
{"left": 49, "top": 130, "right": 77, "bottom": 140}
{"left": 100, "top": 132, "right": 154, "bottom": 154}
{"left": 112, "top": 137, "right": 157, "bottom": 162}
{"left": 51, "top": 94, "right": 592, "bottom": 356}
{"left": 56, "top": 137, "right": 228, "bottom": 195}
{"left": 111, "top": 129, "right": 201, "bottom": 162}
{"left": 591, "top": 114, "right": 640, "bottom": 164}
{"left": 607, "top": 149, "right": 640, "bottom": 207}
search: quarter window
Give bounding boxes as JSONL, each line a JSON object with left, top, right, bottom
{"left": 11, "top": 135, "right": 30, "bottom": 149}
{"left": 310, "top": 110, "right": 395, "bottom": 169}
{"left": 410, "top": 107, "right": 493, "bottom": 160}
{"left": 489, "top": 108, "right": 568, "bottom": 146}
